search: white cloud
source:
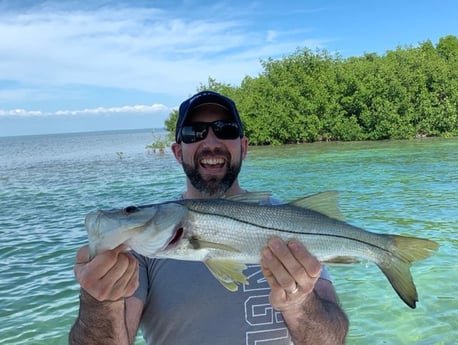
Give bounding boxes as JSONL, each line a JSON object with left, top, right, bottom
{"left": 0, "top": 109, "right": 44, "bottom": 117}
{"left": 54, "top": 104, "right": 170, "bottom": 116}
{"left": 0, "top": 1, "right": 328, "bottom": 119}
{"left": 0, "top": 3, "right": 324, "bottom": 87}
{"left": 0, "top": 104, "right": 171, "bottom": 117}
{"left": 0, "top": 6, "right": 258, "bottom": 92}
{"left": 266, "top": 30, "right": 278, "bottom": 42}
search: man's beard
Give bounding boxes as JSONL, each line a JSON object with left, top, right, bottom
{"left": 182, "top": 149, "right": 242, "bottom": 197}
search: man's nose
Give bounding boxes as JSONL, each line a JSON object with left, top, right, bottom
{"left": 202, "top": 127, "right": 221, "bottom": 146}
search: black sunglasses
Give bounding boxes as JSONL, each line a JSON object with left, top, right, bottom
{"left": 178, "top": 120, "right": 242, "bottom": 144}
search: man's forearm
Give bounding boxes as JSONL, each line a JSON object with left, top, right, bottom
{"left": 69, "top": 289, "right": 130, "bottom": 345}
{"left": 282, "top": 290, "right": 348, "bottom": 345}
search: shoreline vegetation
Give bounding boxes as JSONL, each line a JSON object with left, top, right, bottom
{"left": 145, "top": 130, "right": 171, "bottom": 154}
{"left": 163, "top": 35, "right": 458, "bottom": 146}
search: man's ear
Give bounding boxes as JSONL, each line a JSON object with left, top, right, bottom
{"left": 241, "top": 136, "right": 249, "bottom": 160}
{"left": 171, "top": 142, "right": 183, "bottom": 163}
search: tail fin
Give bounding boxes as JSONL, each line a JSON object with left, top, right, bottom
{"left": 378, "top": 235, "right": 439, "bottom": 308}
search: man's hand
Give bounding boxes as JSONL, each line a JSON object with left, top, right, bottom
{"left": 260, "top": 237, "right": 322, "bottom": 311}
{"left": 74, "top": 244, "right": 139, "bottom": 301}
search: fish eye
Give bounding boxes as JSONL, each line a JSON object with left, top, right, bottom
{"left": 124, "top": 206, "right": 140, "bottom": 214}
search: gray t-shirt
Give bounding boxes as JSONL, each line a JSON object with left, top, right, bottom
{"left": 132, "top": 195, "right": 331, "bottom": 344}
{"left": 133, "top": 257, "right": 331, "bottom": 345}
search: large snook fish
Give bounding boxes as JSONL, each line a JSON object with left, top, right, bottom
{"left": 85, "top": 192, "right": 438, "bottom": 308}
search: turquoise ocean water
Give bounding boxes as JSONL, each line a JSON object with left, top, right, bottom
{"left": 0, "top": 130, "right": 456, "bottom": 344}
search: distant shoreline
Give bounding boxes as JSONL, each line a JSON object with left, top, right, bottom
{"left": 0, "top": 127, "right": 167, "bottom": 139}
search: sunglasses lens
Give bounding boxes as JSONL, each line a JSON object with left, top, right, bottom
{"left": 180, "top": 124, "right": 208, "bottom": 144}
{"left": 180, "top": 121, "right": 241, "bottom": 144}
{"left": 212, "top": 121, "right": 241, "bottom": 140}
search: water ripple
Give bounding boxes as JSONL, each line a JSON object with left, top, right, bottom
{"left": 1, "top": 133, "right": 456, "bottom": 345}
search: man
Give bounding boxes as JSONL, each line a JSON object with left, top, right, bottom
{"left": 69, "top": 91, "right": 349, "bottom": 345}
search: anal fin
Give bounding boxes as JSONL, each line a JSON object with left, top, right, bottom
{"left": 204, "top": 258, "right": 248, "bottom": 291}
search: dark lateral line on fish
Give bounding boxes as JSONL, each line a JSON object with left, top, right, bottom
{"left": 190, "top": 209, "right": 392, "bottom": 255}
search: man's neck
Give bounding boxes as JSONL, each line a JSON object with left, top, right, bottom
{"left": 183, "top": 183, "right": 246, "bottom": 199}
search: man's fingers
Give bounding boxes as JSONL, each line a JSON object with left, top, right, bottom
{"left": 287, "top": 240, "right": 322, "bottom": 278}
{"left": 262, "top": 243, "right": 297, "bottom": 291}
{"left": 266, "top": 237, "right": 307, "bottom": 288}
{"left": 74, "top": 243, "right": 138, "bottom": 301}
{"left": 75, "top": 245, "right": 90, "bottom": 264}
{"left": 81, "top": 244, "right": 129, "bottom": 277}
{"left": 261, "top": 237, "right": 323, "bottom": 311}
{"left": 113, "top": 253, "right": 140, "bottom": 298}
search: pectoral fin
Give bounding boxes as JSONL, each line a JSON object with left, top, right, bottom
{"left": 204, "top": 258, "right": 248, "bottom": 291}
{"left": 190, "top": 237, "right": 240, "bottom": 252}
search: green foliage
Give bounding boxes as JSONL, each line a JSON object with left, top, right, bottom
{"left": 145, "top": 131, "right": 170, "bottom": 154}
{"left": 164, "top": 35, "right": 458, "bottom": 144}
{"left": 164, "top": 109, "right": 178, "bottom": 136}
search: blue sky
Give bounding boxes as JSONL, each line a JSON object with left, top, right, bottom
{"left": 0, "top": 0, "right": 457, "bottom": 137}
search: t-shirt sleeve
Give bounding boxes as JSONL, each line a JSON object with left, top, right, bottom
{"left": 320, "top": 265, "right": 332, "bottom": 281}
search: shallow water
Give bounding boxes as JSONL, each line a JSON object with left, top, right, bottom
{"left": 0, "top": 131, "right": 456, "bottom": 344}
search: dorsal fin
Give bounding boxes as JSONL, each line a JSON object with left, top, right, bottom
{"left": 289, "top": 191, "right": 345, "bottom": 221}
{"left": 226, "top": 191, "right": 272, "bottom": 204}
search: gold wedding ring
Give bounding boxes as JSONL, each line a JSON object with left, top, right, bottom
{"left": 285, "top": 284, "right": 299, "bottom": 295}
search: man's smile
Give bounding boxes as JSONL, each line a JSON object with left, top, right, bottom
{"left": 200, "top": 157, "right": 226, "bottom": 169}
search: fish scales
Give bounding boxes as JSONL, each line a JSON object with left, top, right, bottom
{"left": 181, "top": 198, "right": 392, "bottom": 261}
{"left": 85, "top": 192, "right": 439, "bottom": 308}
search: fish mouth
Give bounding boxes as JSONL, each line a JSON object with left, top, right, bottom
{"left": 165, "top": 228, "right": 184, "bottom": 249}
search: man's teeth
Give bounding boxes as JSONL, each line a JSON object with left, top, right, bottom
{"left": 201, "top": 158, "right": 225, "bottom": 165}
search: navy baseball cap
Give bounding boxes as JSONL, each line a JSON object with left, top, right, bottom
{"left": 175, "top": 90, "right": 243, "bottom": 142}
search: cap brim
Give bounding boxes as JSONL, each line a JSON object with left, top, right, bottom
{"left": 190, "top": 102, "right": 230, "bottom": 113}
